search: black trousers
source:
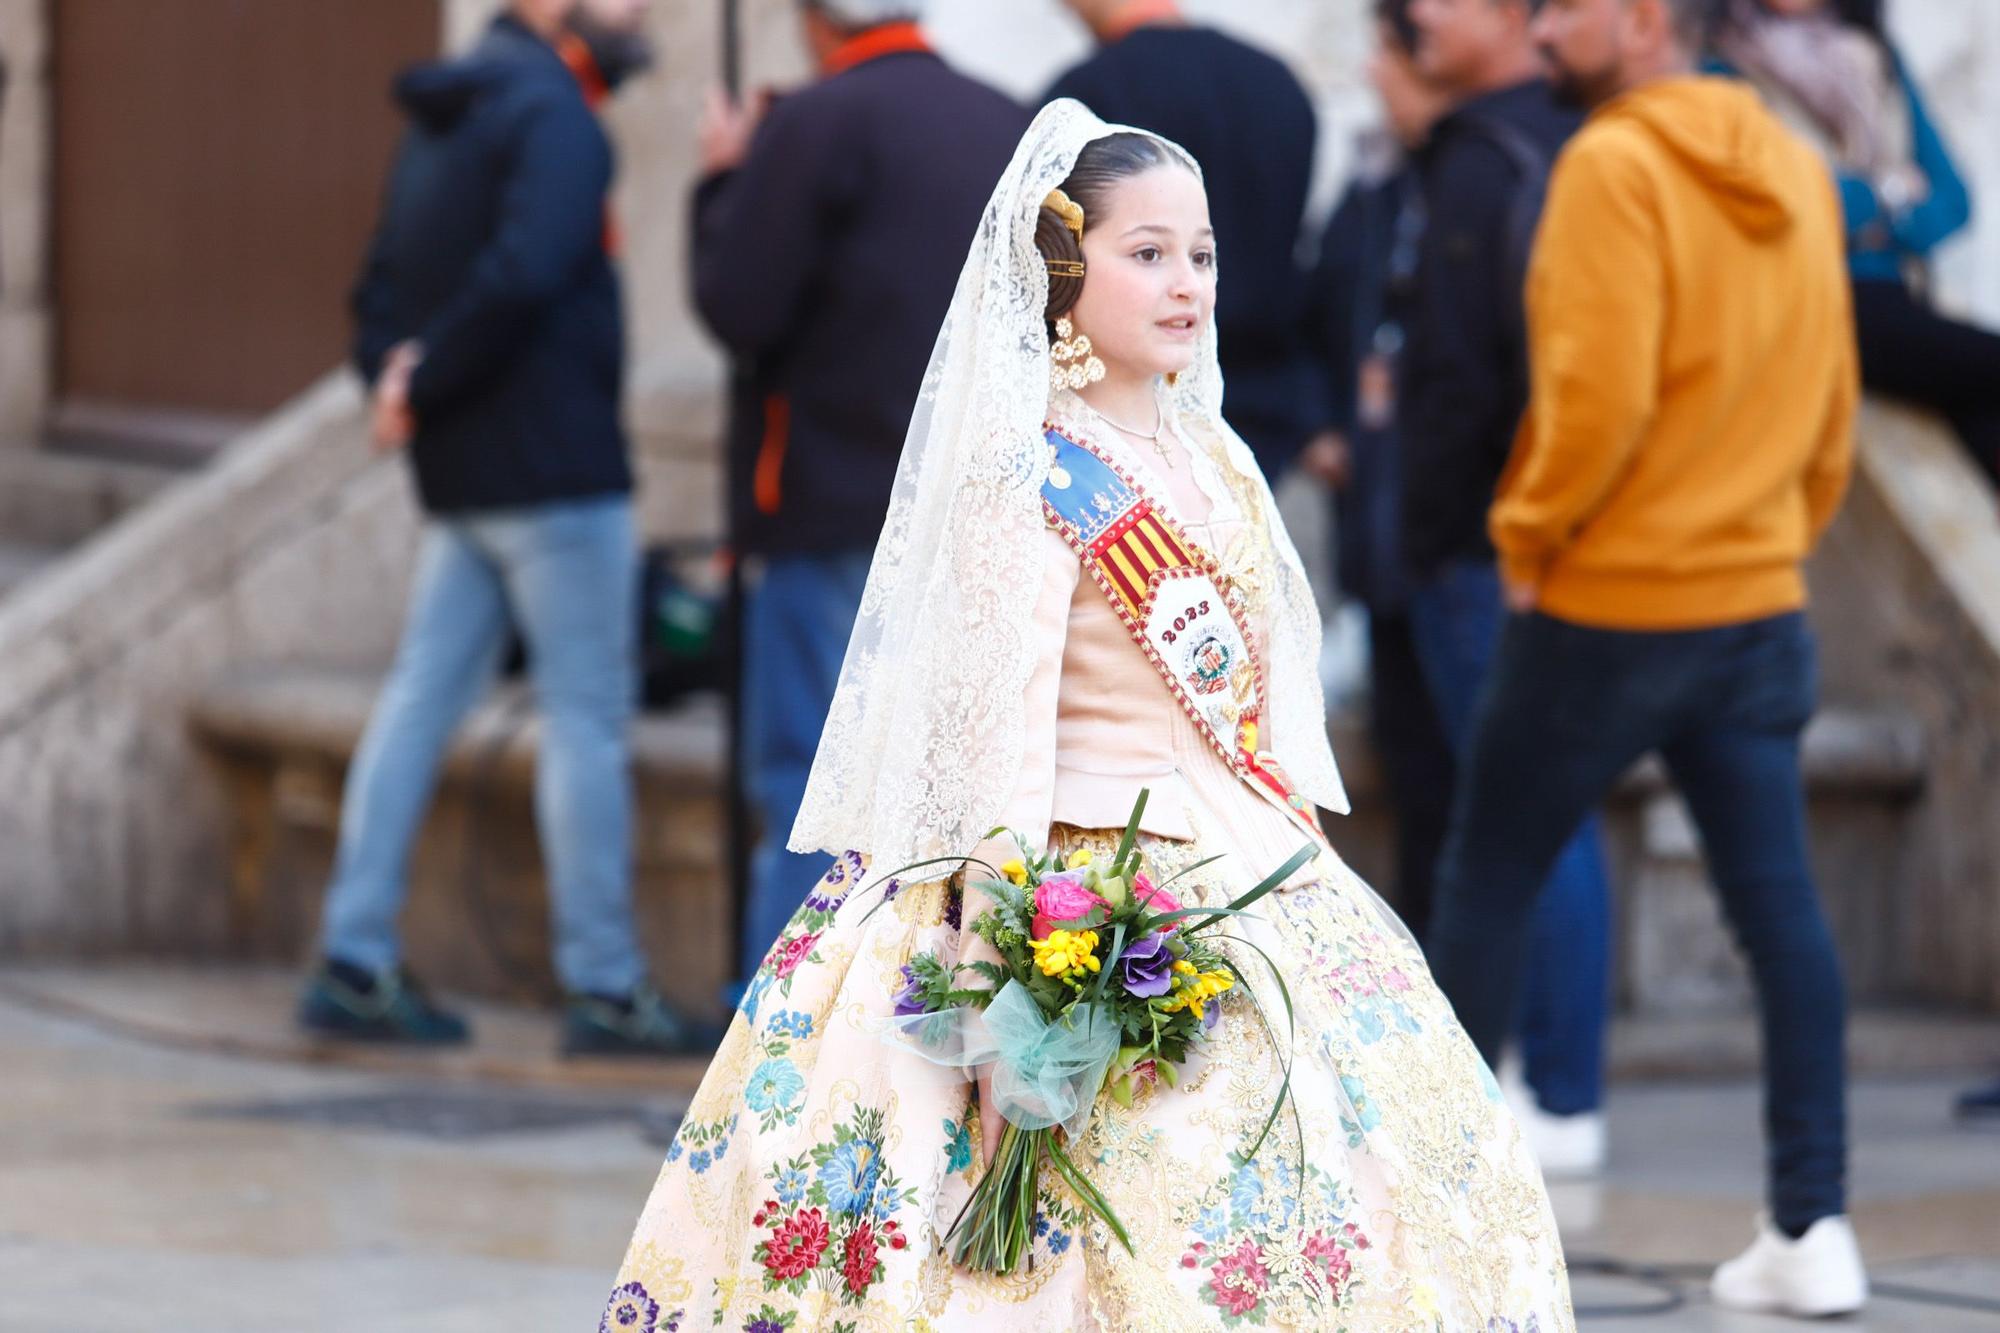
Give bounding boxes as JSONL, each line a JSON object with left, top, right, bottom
{"left": 1852, "top": 277, "right": 2000, "bottom": 488}
{"left": 1365, "top": 611, "right": 1456, "bottom": 941}
{"left": 1428, "top": 611, "right": 1847, "bottom": 1231}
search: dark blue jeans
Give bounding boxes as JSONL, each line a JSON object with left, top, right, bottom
{"left": 1409, "top": 561, "right": 1612, "bottom": 1116}
{"left": 1428, "top": 609, "right": 1847, "bottom": 1232}
{"left": 738, "top": 551, "right": 872, "bottom": 984}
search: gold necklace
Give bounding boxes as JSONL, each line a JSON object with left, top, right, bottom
{"left": 1088, "top": 400, "right": 1176, "bottom": 468}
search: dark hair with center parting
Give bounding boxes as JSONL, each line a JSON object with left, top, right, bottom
{"left": 1812, "top": 0, "right": 1884, "bottom": 35}
{"left": 1741, "top": 0, "right": 1884, "bottom": 53}
{"left": 1034, "top": 131, "right": 1182, "bottom": 327}
{"left": 1827, "top": 0, "right": 1885, "bottom": 40}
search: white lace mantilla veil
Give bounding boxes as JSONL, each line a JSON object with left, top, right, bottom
{"left": 788, "top": 99, "right": 1348, "bottom": 870}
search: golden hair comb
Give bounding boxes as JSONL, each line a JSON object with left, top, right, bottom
{"left": 1043, "top": 188, "right": 1085, "bottom": 241}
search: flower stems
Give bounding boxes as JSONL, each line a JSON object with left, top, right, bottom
{"left": 947, "top": 1121, "right": 1133, "bottom": 1273}
{"left": 948, "top": 1121, "right": 1045, "bottom": 1272}
{"left": 1047, "top": 1132, "right": 1132, "bottom": 1256}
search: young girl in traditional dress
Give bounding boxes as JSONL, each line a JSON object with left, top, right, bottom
{"left": 603, "top": 102, "right": 1573, "bottom": 1333}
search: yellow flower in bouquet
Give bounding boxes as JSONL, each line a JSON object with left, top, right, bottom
{"left": 1032, "top": 928, "right": 1101, "bottom": 982}
{"left": 872, "top": 786, "right": 1320, "bottom": 1276}
{"left": 1162, "top": 965, "right": 1235, "bottom": 1021}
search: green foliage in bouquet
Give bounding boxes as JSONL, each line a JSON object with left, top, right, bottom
{"left": 874, "top": 789, "right": 1318, "bottom": 1274}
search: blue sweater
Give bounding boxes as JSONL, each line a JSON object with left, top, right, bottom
{"left": 1712, "top": 47, "right": 1971, "bottom": 284}
{"left": 1842, "top": 55, "right": 1971, "bottom": 283}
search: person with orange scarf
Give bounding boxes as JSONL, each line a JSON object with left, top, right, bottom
{"left": 305, "top": 0, "right": 700, "bottom": 1058}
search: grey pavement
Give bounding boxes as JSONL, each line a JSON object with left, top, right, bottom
{"left": 0, "top": 972, "right": 1995, "bottom": 1331}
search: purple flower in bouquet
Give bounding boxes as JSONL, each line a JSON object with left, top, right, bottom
{"left": 891, "top": 963, "right": 928, "bottom": 1017}
{"left": 1116, "top": 931, "right": 1175, "bottom": 998}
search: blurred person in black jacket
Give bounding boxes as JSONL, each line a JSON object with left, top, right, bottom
{"left": 300, "top": 0, "right": 703, "bottom": 1057}
{"left": 695, "top": 0, "right": 1027, "bottom": 987}
{"left": 1046, "top": 0, "right": 1321, "bottom": 476}
{"left": 1401, "top": 0, "right": 1612, "bottom": 1174}
{"left": 1302, "top": 0, "right": 1455, "bottom": 940}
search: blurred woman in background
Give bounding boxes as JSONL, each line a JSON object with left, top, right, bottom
{"left": 1718, "top": 0, "right": 2000, "bottom": 487}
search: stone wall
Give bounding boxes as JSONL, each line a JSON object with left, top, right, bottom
{"left": 1807, "top": 402, "right": 2000, "bottom": 1008}
{"left": 0, "top": 376, "right": 417, "bottom": 954}
{"left": 1891, "top": 0, "right": 2000, "bottom": 324}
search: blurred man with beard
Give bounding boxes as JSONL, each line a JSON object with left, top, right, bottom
{"left": 1425, "top": 0, "right": 1865, "bottom": 1314}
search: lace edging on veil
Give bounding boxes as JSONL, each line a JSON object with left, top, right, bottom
{"left": 788, "top": 100, "right": 1347, "bottom": 871}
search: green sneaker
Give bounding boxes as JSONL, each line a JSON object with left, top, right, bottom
{"left": 561, "top": 984, "right": 717, "bottom": 1057}
{"left": 297, "top": 958, "right": 471, "bottom": 1045}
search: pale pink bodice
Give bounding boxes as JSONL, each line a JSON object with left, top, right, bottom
{"left": 978, "top": 421, "right": 1329, "bottom": 889}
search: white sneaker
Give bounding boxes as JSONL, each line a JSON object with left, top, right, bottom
{"left": 1497, "top": 1057, "right": 1606, "bottom": 1178}
{"left": 1520, "top": 1105, "right": 1606, "bottom": 1178}
{"left": 1711, "top": 1214, "right": 1869, "bottom": 1317}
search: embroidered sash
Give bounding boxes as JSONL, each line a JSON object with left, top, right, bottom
{"left": 1040, "top": 426, "right": 1319, "bottom": 835}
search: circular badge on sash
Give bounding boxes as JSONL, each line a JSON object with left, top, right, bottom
{"left": 1186, "top": 634, "right": 1233, "bottom": 696}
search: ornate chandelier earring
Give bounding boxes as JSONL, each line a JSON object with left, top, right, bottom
{"left": 1050, "top": 316, "right": 1107, "bottom": 393}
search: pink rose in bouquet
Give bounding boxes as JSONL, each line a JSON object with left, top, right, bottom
{"left": 875, "top": 785, "right": 1316, "bottom": 1276}
{"left": 1031, "top": 870, "right": 1107, "bottom": 940}
{"left": 1131, "top": 871, "right": 1183, "bottom": 926}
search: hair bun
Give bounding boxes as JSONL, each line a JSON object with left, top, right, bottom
{"left": 1036, "top": 205, "right": 1086, "bottom": 325}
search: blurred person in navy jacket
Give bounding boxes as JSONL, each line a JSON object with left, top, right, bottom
{"left": 1046, "top": 0, "right": 1321, "bottom": 476}
{"left": 694, "top": 0, "right": 1027, "bottom": 986}
{"left": 301, "top": 0, "right": 704, "bottom": 1057}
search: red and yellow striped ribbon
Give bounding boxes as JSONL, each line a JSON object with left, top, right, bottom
{"left": 1090, "top": 507, "right": 1196, "bottom": 619}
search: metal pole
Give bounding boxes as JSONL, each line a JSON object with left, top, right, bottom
{"left": 720, "top": 0, "right": 750, "bottom": 995}
{"left": 722, "top": 0, "right": 742, "bottom": 98}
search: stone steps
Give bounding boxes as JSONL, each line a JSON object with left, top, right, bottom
{"left": 0, "top": 540, "right": 60, "bottom": 599}
{"left": 0, "top": 445, "right": 186, "bottom": 550}
{"left": 187, "top": 661, "right": 1933, "bottom": 1027}
{"left": 188, "top": 665, "right": 733, "bottom": 1022}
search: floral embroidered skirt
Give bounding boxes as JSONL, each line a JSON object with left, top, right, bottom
{"left": 604, "top": 830, "right": 1574, "bottom": 1332}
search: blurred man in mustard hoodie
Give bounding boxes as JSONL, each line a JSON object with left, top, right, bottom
{"left": 1423, "top": 0, "right": 1868, "bottom": 1318}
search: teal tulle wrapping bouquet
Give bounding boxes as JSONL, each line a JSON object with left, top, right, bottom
{"left": 872, "top": 789, "right": 1317, "bottom": 1274}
